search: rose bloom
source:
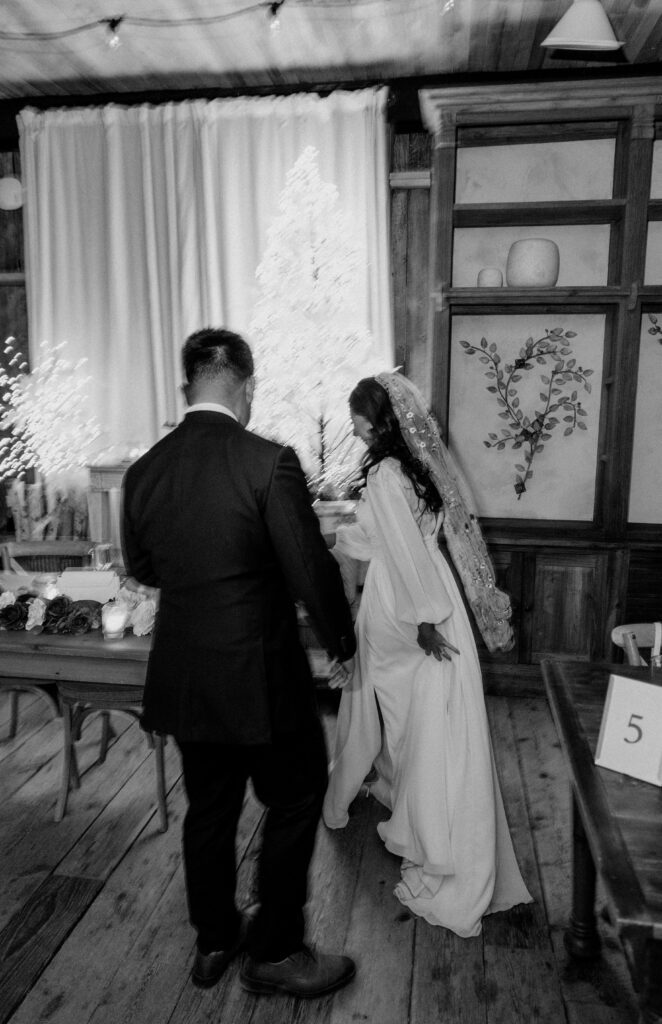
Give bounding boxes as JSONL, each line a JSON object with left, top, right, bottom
{"left": 0, "top": 591, "right": 16, "bottom": 609}
{"left": 58, "top": 601, "right": 102, "bottom": 635}
{"left": 0, "top": 600, "right": 29, "bottom": 630}
{"left": 26, "top": 598, "right": 46, "bottom": 631}
{"left": 130, "top": 598, "right": 157, "bottom": 637}
{"left": 42, "top": 595, "right": 73, "bottom": 633}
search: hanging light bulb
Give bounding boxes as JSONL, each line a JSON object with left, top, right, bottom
{"left": 268, "top": 1, "right": 285, "bottom": 33}
{"left": 105, "top": 16, "right": 123, "bottom": 50}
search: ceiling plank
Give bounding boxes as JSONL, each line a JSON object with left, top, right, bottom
{"left": 1, "top": 0, "right": 662, "bottom": 104}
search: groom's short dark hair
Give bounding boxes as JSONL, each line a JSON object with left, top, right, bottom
{"left": 183, "top": 327, "right": 254, "bottom": 385}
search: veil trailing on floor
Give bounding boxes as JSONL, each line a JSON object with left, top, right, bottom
{"left": 376, "top": 372, "right": 514, "bottom": 653}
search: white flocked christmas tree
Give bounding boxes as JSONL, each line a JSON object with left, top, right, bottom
{"left": 249, "top": 146, "right": 383, "bottom": 498}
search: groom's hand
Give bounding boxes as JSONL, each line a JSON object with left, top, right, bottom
{"left": 417, "top": 623, "right": 459, "bottom": 661}
{"left": 328, "top": 656, "right": 354, "bottom": 689}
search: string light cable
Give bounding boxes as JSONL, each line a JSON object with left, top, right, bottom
{"left": 0, "top": 0, "right": 444, "bottom": 44}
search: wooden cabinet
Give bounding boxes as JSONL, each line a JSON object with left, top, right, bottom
{"left": 472, "top": 540, "right": 626, "bottom": 690}
{"left": 400, "top": 79, "right": 662, "bottom": 690}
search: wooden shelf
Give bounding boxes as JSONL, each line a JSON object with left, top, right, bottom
{"left": 0, "top": 271, "right": 25, "bottom": 285}
{"left": 443, "top": 286, "right": 627, "bottom": 307}
{"left": 454, "top": 199, "right": 625, "bottom": 229}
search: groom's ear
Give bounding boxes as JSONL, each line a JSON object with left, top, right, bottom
{"left": 245, "top": 376, "right": 255, "bottom": 403}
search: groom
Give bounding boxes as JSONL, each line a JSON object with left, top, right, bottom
{"left": 122, "top": 327, "right": 356, "bottom": 997}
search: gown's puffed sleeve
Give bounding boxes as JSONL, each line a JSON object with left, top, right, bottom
{"left": 367, "top": 461, "right": 454, "bottom": 626}
{"left": 333, "top": 506, "right": 374, "bottom": 561}
{"left": 332, "top": 501, "right": 373, "bottom": 610}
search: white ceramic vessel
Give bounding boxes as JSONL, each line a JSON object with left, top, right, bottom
{"left": 506, "top": 238, "right": 560, "bottom": 287}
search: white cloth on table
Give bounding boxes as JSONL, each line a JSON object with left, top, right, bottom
{"left": 322, "top": 458, "right": 532, "bottom": 937}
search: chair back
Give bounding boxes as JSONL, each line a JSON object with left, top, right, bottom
{"left": 0, "top": 540, "right": 92, "bottom": 574}
{"left": 611, "top": 622, "right": 662, "bottom": 667}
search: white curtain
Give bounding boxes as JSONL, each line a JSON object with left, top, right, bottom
{"left": 18, "top": 89, "right": 392, "bottom": 453}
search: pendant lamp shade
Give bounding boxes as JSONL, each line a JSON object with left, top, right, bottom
{"left": 541, "top": 0, "right": 623, "bottom": 50}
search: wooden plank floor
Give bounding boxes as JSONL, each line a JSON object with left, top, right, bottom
{"left": 0, "top": 688, "right": 641, "bottom": 1024}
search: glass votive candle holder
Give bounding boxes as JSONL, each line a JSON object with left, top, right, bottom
{"left": 101, "top": 602, "right": 129, "bottom": 640}
{"left": 90, "top": 543, "right": 112, "bottom": 570}
{"left": 34, "top": 574, "right": 59, "bottom": 600}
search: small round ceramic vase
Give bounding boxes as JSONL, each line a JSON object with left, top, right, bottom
{"left": 505, "top": 238, "right": 560, "bottom": 287}
{"left": 477, "top": 267, "right": 503, "bottom": 287}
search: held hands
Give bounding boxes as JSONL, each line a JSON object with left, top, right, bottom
{"left": 328, "top": 656, "right": 355, "bottom": 689}
{"left": 417, "top": 622, "right": 460, "bottom": 662}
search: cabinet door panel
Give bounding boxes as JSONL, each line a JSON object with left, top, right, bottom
{"left": 531, "top": 553, "right": 604, "bottom": 662}
{"left": 628, "top": 312, "right": 662, "bottom": 523}
{"left": 455, "top": 139, "right": 615, "bottom": 204}
{"left": 449, "top": 313, "right": 605, "bottom": 522}
{"left": 624, "top": 549, "right": 662, "bottom": 623}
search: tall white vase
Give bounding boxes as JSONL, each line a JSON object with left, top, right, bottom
{"left": 506, "top": 238, "right": 560, "bottom": 287}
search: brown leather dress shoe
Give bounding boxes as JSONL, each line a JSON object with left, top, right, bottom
{"left": 192, "top": 944, "right": 239, "bottom": 988}
{"left": 240, "top": 946, "right": 356, "bottom": 998}
{"left": 191, "top": 908, "right": 257, "bottom": 988}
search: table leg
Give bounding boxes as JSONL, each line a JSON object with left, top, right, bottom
{"left": 55, "top": 700, "right": 75, "bottom": 822}
{"left": 154, "top": 734, "right": 168, "bottom": 833}
{"left": 638, "top": 938, "right": 662, "bottom": 1024}
{"left": 565, "top": 791, "right": 601, "bottom": 959}
{"left": 98, "top": 711, "right": 112, "bottom": 762}
{"left": 8, "top": 690, "right": 18, "bottom": 738}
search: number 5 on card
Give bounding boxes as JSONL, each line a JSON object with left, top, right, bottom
{"left": 595, "top": 674, "right": 662, "bottom": 786}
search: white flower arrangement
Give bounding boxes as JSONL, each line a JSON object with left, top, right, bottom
{"left": 0, "top": 337, "right": 101, "bottom": 483}
{"left": 0, "top": 582, "right": 158, "bottom": 637}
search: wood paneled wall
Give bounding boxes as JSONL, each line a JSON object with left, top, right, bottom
{"left": 389, "top": 132, "right": 431, "bottom": 400}
{"left": 0, "top": 150, "right": 27, "bottom": 360}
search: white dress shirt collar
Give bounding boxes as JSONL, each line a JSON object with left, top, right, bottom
{"left": 185, "top": 402, "right": 237, "bottom": 421}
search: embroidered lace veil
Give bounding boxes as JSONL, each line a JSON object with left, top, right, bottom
{"left": 376, "top": 371, "right": 514, "bottom": 653}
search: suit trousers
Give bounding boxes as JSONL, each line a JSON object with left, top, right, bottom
{"left": 176, "top": 714, "right": 328, "bottom": 962}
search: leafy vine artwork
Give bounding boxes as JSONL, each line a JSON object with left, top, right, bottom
{"left": 459, "top": 327, "right": 594, "bottom": 499}
{"left": 647, "top": 312, "right": 662, "bottom": 343}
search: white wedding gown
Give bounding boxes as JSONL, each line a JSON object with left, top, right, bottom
{"left": 322, "top": 458, "right": 532, "bottom": 937}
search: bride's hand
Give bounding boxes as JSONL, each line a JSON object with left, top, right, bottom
{"left": 417, "top": 622, "right": 460, "bottom": 661}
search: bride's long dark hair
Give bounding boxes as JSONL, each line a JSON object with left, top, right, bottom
{"left": 349, "top": 377, "right": 442, "bottom": 515}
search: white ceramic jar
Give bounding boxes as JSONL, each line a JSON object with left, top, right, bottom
{"left": 477, "top": 266, "right": 503, "bottom": 287}
{"left": 505, "top": 238, "right": 560, "bottom": 287}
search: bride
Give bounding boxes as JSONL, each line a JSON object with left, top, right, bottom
{"left": 322, "top": 372, "right": 532, "bottom": 937}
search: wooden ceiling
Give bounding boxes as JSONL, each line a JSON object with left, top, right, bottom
{"left": 2, "top": 0, "right": 662, "bottom": 110}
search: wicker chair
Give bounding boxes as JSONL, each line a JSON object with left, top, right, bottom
{"left": 0, "top": 539, "right": 92, "bottom": 573}
{"left": 55, "top": 684, "right": 168, "bottom": 832}
{"left": 0, "top": 540, "right": 92, "bottom": 737}
{"left": 611, "top": 622, "right": 661, "bottom": 666}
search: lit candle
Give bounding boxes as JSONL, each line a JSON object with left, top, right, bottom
{"left": 101, "top": 602, "right": 129, "bottom": 640}
{"left": 34, "top": 574, "right": 59, "bottom": 600}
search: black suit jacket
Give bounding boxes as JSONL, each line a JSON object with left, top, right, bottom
{"left": 122, "top": 411, "right": 355, "bottom": 743}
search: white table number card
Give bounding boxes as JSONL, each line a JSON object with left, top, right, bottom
{"left": 595, "top": 674, "right": 662, "bottom": 786}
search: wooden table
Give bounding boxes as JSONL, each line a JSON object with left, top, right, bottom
{"left": 0, "top": 627, "right": 151, "bottom": 687}
{"left": 0, "top": 619, "right": 333, "bottom": 829}
{"left": 0, "top": 629, "right": 168, "bottom": 828}
{"left": 542, "top": 659, "right": 662, "bottom": 1024}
